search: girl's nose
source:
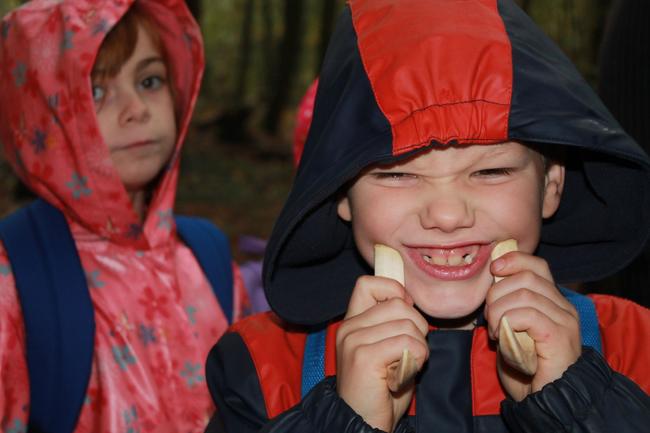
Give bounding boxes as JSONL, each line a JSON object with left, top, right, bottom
{"left": 118, "top": 91, "right": 150, "bottom": 125}
{"left": 419, "top": 189, "right": 474, "bottom": 233}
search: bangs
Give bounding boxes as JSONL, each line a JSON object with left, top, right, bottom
{"left": 92, "top": 4, "right": 164, "bottom": 82}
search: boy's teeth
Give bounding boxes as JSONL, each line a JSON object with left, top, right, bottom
{"left": 432, "top": 256, "right": 447, "bottom": 266}
{"left": 420, "top": 247, "right": 479, "bottom": 267}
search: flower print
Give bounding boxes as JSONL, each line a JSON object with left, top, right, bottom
{"left": 60, "top": 29, "right": 74, "bottom": 51}
{"left": 30, "top": 128, "right": 47, "bottom": 154}
{"left": 92, "top": 18, "right": 110, "bottom": 36}
{"left": 126, "top": 224, "right": 143, "bottom": 240}
{"left": 4, "top": 418, "right": 26, "bottom": 433}
{"left": 123, "top": 405, "right": 141, "bottom": 433}
{"left": 179, "top": 361, "right": 204, "bottom": 388}
{"left": 156, "top": 209, "right": 173, "bottom": 230}
{"left": 111, "top": 344, "right": 136, "bottom": 370}
{"left": 66, "top": 172, "right": 92, "bottom": 199}
{"left": 113, "top": 312, "right": 135, "bottom": 337}
{"left": 137, "top": 287, "right": 170, "bottom": 322}
{"left": 85, "top": 386, "right": 108, "bottom": 412}
{"left": 0, "top": 263, "right": 11, "bottom": 276}
{"left": 12, "top": 62, "right": 26, "bottom": 87}
{"left": 85, "top": 269, "right": 105, "bottom": 289}
{"left": 185, "top": 305, "right": 197, "bottom": 325}
{"left": 138, "top": 323, "right": 157, "bottom": 347}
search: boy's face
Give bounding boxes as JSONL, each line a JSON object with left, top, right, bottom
{"left": 337, "top": 142, "right": 564, "bottom": 322}
{"left": 93, "top": 25, "right": 176, "bottom": 195}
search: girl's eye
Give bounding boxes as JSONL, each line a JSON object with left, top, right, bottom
{"left": 140, "top": 75, "right": 164, "bottom": 90}
{"left": 91, "top": 85, "right": 105, "bottom": 104}
{"left": 473, "top": 167, "right": 513, "bottom": 177}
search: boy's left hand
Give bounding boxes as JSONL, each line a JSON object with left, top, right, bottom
{"left": 485, "top": 250, "right": 581, "bottom": 401}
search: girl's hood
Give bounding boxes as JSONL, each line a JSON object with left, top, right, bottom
{"left": 0, "top": 0, "right": 204, "bottom": 249}
{"left": 263, "top": 0, "right": 650, "bottom": 325}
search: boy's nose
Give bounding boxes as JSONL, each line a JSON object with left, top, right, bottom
{"left": 118, "top": 91, "right": 150, "bottom": 125}
{"left": 419, "top": 190, "right": 474, "bottom": 233}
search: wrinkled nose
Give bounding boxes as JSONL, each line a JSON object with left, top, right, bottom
{"left": 118, "top": 91, "right": 150, "bottom": 125}
{"left": 419, "top": 189, "right": 474, "bottom": 233}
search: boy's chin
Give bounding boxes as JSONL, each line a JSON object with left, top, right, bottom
{"left": 414, "top": 293, "right": 486, "bottom": 327}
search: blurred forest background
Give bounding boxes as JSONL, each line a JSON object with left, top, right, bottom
{"left": 1, "top": 1, "right": 648, "bottom": 304}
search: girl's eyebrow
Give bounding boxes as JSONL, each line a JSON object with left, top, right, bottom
{"left": 136, "top": 56, "right": 165, "bottom": 71}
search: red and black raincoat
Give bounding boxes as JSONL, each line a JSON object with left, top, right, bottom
{"left": 206, "top": 1, "right": 650, "bottom": 432}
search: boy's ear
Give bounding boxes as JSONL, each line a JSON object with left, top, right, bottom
{"left": 337, "top": 195, "right": 352, "bottom": 222}
{"left": 542, "top": 161, "right": 565, "bottom": 218}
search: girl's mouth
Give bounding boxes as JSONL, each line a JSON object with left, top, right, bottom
{"left": 405, "top": 243, "right": 491, "bottom": 280}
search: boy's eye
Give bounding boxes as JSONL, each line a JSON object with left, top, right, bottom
{"left": 472, "top": 167, "right": 513, "bottom": 177}
{"left": 372, "top": 172, "right": 417, "bottom": 181}
{"left": 92, "top": 85, "right": 105, "bottom": 104}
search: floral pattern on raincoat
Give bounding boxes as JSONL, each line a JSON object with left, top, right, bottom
{"left": 0, "top": 1, "right": 250, "bottom": 432}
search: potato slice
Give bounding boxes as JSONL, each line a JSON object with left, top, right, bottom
{"left": 374, "top": 244, "right": 419, "bottom": 392}
{"left": 491, "top": 239, "right": 537, "bottom": 375}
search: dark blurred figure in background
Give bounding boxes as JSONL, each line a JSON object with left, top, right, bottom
{"left": 590, "top": 0, "right": 650, "bottom": 307}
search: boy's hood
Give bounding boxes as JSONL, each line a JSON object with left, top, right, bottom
{"left": 0, "top": 0, "right": 204, "bottom": 248}
{"left": 264, "top": 0, "right": 650, "bottom": 325}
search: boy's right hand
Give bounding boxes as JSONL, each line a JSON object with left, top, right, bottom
{"left": 336, "top": 275, "right": 429, "bottom": 433}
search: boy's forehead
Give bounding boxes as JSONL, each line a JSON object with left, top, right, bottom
{"left": 373, "top": 141, "right": 529, "bottom": 170}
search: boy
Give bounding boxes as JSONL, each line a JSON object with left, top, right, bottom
{"left": 0, "top": 1, "right": 248, "bottom": 431}
{"left": 207, "top": 0, "right": 650, "bottom": 432}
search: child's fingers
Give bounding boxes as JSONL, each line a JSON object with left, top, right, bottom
{"left": 485, "top": 289, "right": 578, "bottom": 339}
{"left": 490, "top": 251, "right": 554, "bottom": 283}
{"left": 338, "top": 318, "right": 430, "bottom": 358}
{"left": 339, "top": 297, "right": 429, "bottom": 343}
{"left": 486, "top": 271, "right": 576, "bottom": 318}
{"left": 341, "top": 332, "right": 429, "bottom": 382}
{"left": 345, "top": 275, "right": 410, "bottom": 319}
{"left": 493, "top": 306, "right": 581, "bottom": 381}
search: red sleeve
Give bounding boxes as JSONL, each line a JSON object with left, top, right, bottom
{"left": 592, "top": 294, "right": 650, "bottom": 394}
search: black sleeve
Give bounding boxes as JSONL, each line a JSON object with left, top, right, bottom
{"left": 501, "top": 347, "right": 650, "bottom": 433}
{"left": 205, "top": 331, "right": 413, "bottom": 433}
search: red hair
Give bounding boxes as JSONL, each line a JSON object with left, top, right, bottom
{"left": 92, "top": 3, "right": 166, "bottom": 82}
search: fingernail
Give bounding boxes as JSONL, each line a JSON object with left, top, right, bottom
{"left": 492, "top": 258, "right": 505, "bottom": 271}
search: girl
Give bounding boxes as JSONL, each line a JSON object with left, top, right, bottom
{"left": 0, "top": 1, "right": 249, "bottom": 431}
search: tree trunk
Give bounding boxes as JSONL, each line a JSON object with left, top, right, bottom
{"left": 235, "top": 0, "right": 255, "bottom": 101}
{"left": 263, "top": 0, "right": 304, "bottom": 134}
{"left": 185, "top": 0, "right": 202, "bottom": 24}
{"left": 260, "top": 0, "right": 275, "bottom": 101}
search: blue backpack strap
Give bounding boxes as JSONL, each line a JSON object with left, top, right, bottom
{"left": 559, "top": 287, "right": 603, "bottom": 354}
{"left": 175, "top": 216, "right": 234, "bottom": 323}
{"left": 301, "top": 327, "right": 327, "bottom": 398}
{"left": 0, "top": 199, "right": 95, "bottom": 433}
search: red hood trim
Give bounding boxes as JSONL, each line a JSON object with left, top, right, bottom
{"left": 350, "top": 0, "right": 512, "bottom": 154}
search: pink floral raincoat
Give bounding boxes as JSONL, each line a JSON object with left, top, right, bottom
{"left": 0, "top": 1, "right": 250, "bottom": 431}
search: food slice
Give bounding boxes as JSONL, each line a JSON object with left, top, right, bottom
{"left": 374, "top": 244, "right": 419, "bottom": 392}
{"left": 491, "top": 239, "right": 537, "bottom": 375}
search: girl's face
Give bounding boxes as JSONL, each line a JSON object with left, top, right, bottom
{"left": 337, "top": 142, "right": 564, "bottom": 324}
{"left": 93, "top": 24, "right": 176, "bottom": 196}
